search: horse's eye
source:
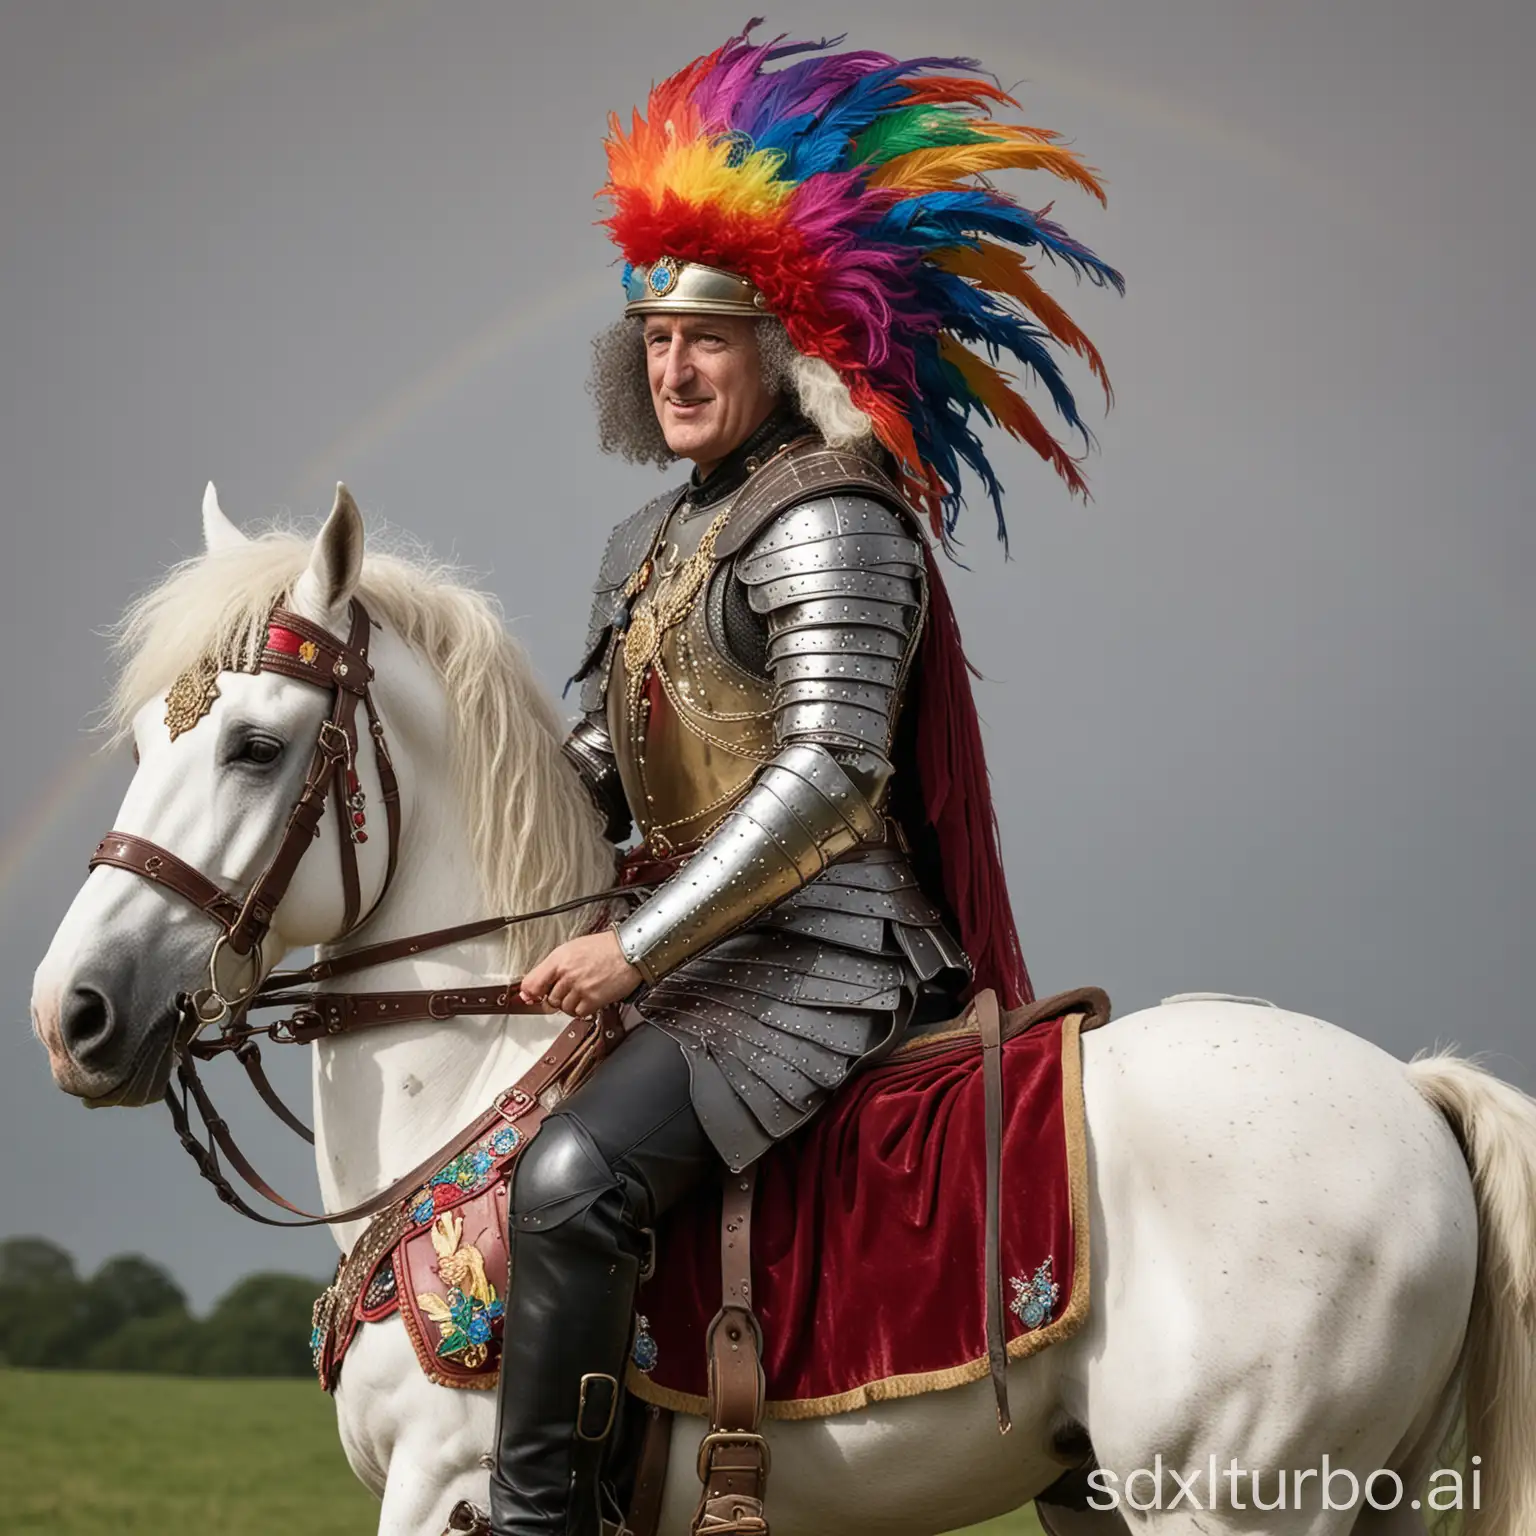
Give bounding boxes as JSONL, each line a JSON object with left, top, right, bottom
{"left": 239, "top": 736, "right": 284, "bottom": 766}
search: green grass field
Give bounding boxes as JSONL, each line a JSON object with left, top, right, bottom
{"left": 0, "top": 1369, "right": 1043, "bottom": 1534}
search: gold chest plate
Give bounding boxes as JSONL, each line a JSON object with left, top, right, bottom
{"left": 606, "top": 497, "right": 776, "bottom": 852}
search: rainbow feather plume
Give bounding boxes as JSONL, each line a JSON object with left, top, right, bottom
{"left": 600, "top": 20, "right": 1123, "bottom": 541}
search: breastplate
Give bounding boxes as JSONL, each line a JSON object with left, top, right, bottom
{"left": 606, "top": 494, "right": 776, "bottom": 854}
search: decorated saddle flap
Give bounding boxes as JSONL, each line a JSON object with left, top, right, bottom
{"left": 626, "top": 990, "right": 1107, "bottom": 1420}
{"left": 313, "top": 987, "right": 1108, "bottom": 1413}
{"left": 313, "top": 1118, "right": 526, "bottom": 1392}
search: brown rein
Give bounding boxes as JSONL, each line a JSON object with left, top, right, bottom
{"left": 88, "top": 595, "right": 650, "bottom": 1228}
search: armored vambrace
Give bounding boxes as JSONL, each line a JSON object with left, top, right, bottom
{"left": 613, "top": 493, "right": 925, "bottom": 983}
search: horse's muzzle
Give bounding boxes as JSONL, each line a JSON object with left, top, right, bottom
{"left": 52, "top": 983, "right": 181, "bottom": 1107}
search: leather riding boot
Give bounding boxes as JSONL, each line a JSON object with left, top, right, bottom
{"left": 489, "top": 1119, "right": 644, "bottom": 1536}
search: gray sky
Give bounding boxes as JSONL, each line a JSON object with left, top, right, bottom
{"left": 2, "top": 0, "right": 1531, "bottom": 1310}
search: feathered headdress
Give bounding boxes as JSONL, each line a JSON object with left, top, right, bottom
{"left": 600, "top": 20, "right": 1123, "bottom": 543}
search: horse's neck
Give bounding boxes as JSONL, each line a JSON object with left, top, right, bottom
{"left": 311, "top": 793, "right": 569, "bottom": 1251}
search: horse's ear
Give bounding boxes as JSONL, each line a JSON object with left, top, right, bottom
{"left": 202, "top": 482, "right": 246, "bottom": 552}
{"left": 292, "top": 483, "right": 365, "bottom": 623}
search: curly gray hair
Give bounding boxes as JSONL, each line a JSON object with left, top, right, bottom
{"left": 587, "top": 316, "right": 875, "bottom": 468}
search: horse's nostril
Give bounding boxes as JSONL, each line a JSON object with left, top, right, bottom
{"left": 60, "top": 985, "right": 116, "bottom": 1066}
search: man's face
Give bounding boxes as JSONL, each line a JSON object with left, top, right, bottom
{"left": 644, "top": 313, "right": 778, "bottom": 474}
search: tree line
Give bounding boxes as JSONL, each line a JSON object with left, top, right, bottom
{"left": 0, "top": 1235, "right": 321, "bottom": 1377}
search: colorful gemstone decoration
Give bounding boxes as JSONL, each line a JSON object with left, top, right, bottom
{"left": 415, "top": 1212, "right": 505, "bottom": 1369}
{"left": 431, "top": 1146, "right": 495, "bottom": 1190}
{"left": 648, "top": 255, "right": 680, "bottom": 296}
{"left": 1008, "top": 1256, "right": 1061, "bottom": 1331}
{"left": 406, "top": 1125, "right": 523, "bottom": 1224}
{"left": 632, "top": 1314, "right": 659, "bottom": 1374}
{"left": 347, "top": 768, "right": 369, "bottom": 843}
{"left": 362, "top": 1257, "right": 398, "bottom": 1314}
{"left": 309, "top": 1282, "right": 339, "bottom": 1373}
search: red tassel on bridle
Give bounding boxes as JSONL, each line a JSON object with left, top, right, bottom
{"left": 911, "top": 548, "right": 1034, "bottom": 1010}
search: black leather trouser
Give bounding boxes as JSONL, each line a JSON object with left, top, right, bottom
{"left": 490, "top": 1022, "right": 717, "bottom": 1536}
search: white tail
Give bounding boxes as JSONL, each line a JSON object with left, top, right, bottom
{"left": 1407, "top": 1053, "right": 1536, "bottom": 1536}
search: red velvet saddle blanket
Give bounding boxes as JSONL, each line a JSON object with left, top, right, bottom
{"left": 313, "top": 991, "right": 1104, "bottom": 1420}
{"left": 628, "top": 997, "right": 1101, "bottom": 1419}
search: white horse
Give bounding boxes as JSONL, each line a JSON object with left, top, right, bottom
{"left": 31, "top": 489, "right": 1536, "bottom": 1536}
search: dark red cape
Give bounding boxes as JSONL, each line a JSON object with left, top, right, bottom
{"left": 905, "top": 547, "right": 1033, "bottom": 1008}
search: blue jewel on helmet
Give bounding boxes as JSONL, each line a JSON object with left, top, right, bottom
{"left": 647, "top": 255, "right": 680, "bottom": 297}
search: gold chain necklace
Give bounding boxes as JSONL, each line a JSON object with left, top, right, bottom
{"left": 621, "top": 502, "right": 732, "bottom": 684}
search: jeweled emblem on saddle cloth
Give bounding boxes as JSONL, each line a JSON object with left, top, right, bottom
{"left": 1009, "top": 1255, "right": 1061, "bottom": 1331}
{"left": 415, "top": 1211, "right": 505, "bottom": 1369}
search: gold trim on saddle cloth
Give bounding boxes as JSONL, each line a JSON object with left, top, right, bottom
{"left": 623, "top": 1004, "right": 1103, "bottom": 1422}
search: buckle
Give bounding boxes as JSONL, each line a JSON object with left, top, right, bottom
{"left": 316, "top": 719, "right": 350, "bottom": 758}
{"left": 494, "top": 1087, "right": 533, "bottom": 1124}
{"left": 276, "top": 1008, "right": 327, "bottom": 1044}
{"left": 696, "top": 1430, "right": 771, "bottom": 1483}
{"left": 576, "top": 1372, "right": 619, "bottom": 1442}
{"left": 442, "top": 1502, "right": 491, "bottom": 1535}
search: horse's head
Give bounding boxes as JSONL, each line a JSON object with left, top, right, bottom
{"left": 31, "top": 484, "right": 409, "bottom": 1106}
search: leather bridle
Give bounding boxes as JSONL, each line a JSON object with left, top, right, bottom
{"left": 87, "top": 596, "right": 646, "bottom": 1228}
{"left": 92, "top": 599, "right": 401, "bottom": 1022}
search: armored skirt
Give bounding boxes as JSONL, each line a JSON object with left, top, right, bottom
{"left": 634, "top": 845, "right": 968, "bottom": 1169}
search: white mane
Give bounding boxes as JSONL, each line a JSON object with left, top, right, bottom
{"left": 106, "top": 528, "right": 616, "bottom": 966}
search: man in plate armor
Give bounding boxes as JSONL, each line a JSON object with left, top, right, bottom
{"left": 489, "top": 25, "right": 1120, "bottom": 1536}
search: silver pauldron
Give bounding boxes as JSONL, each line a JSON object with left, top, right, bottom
{"left": 747, "top": 495, "right": 923, "bottom": 760}
{"left": 612, "top": 493, "right": 926, "bottom": 983}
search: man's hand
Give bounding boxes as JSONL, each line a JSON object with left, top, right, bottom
{"left": 519, "top": 930, "right": 643, "bottom": 1017}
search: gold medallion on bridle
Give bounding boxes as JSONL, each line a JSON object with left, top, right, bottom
{"left": 164, "top": 656, "right": 222, "bottom": 741}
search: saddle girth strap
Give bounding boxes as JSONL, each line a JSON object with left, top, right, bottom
{"left": 976, "top": 989, "right": 1013, "bottom": 1431}
{"left": 626, "top": 1403, "right": 675, "bottom": 1536}
{"left": 693, "top": 1167, "right": 769, "bottom": 1536}
{"left": 977, "top": 987, "right": 1012, "bottom": 1432}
